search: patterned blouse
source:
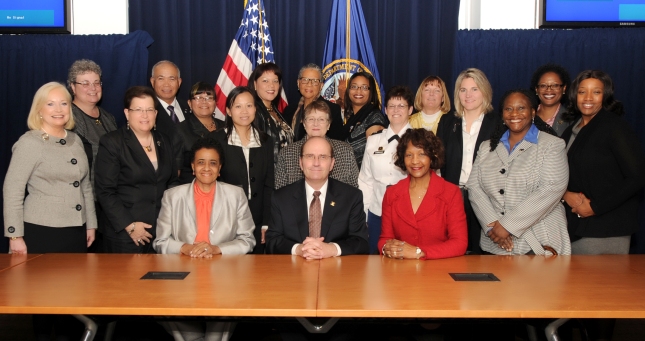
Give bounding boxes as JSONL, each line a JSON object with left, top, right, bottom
{"left": 343, "top": 104, "right": 387, "bottom": 169}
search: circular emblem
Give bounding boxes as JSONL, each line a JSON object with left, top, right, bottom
{"left": 321, "top": 59, "right": 382, "bottom": 111}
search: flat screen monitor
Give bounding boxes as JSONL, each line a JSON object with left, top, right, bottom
{"left": 542, "top": 0, "right": 645, "bottom": 28}
{"left": 0, "top": 0, "right": 70, "bottom": 34}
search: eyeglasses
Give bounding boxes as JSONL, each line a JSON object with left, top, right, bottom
{"left": 387, "top": 104, "right": 409, "bottom": 111}
{"left": 304, "top": 117, "right": 329, "bottom": 125}
{"left": 192, "top": 95, "right": 215, "bottom": 102}
{"left": 299, "top": 77, "right": 321, "bottom": 85}
{"left": 537, "top": 83, "right": 563, "bottom": 91}
{"left": 301, "top": 154, "right": 332, "bottom": 161}
{"left": 349, "top": 85, "right": 370, "bottom": 91}
{"left": 74, "top": 81, "right": 102, "bottom": 89}
{"left": 128, "top": 108, "right": 157, "bottom": 115}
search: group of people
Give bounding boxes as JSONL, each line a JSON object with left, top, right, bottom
{"left": 3, "top": 58, "right": 645, "bottom": 340}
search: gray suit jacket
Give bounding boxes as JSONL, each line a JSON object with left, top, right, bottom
{"left": 467, "top": 132, "right": 571, "bottom": 255}
{"left": 4, "top": 130, "right": 96, "bottom": 237}
{"left": 153, "top": 180, "right": 256, "bottom": 255}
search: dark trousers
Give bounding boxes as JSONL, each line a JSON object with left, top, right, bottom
{"left": 460, "top": 188, "right": 483, "bottom": 255}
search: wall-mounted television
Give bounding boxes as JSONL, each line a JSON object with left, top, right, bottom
{"left": 0, "top": 0, "right": 70, "bottom": 34}
{"left": 542, "top": 0, "right": 645, "bottom": 28}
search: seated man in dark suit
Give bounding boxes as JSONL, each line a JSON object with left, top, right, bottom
{"left": 266, "top": 137, "right": 369, "bottom": 258}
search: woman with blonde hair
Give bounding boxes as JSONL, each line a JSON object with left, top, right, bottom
{"left": 4, "top": 81, "right": 97, "bottom": 339}
{"left": 4, "top": 82, "right": 96, "bottom": 254}
{"left": 436, "top": 68, "right": 500, "bottom": 254}
{"left": 409, "top": 75, "right": 451, "bottom": 134}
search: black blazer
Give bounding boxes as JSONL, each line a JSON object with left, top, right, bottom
{"left": 154, "top": 97, "right": 189, "bottom": 171}
{"left": 94, "top": 127, "right": 179, "bottom": 248}
{"left": 177, "top": 113, "right": 225, "bottom": 184}
{"left": 562, "top": 109, "right": 645, "bottom": 239}
{"left": 436, "top": 111, "right": 500, "bottom": 185}
{"left": 283, "top": 98, "right": 345, "bottom": 141}
{"left": 210, "top": 129, "right": 274, "bottom": 253}
{"left": 266, "top": 178, "right": 369, "bottom": 255}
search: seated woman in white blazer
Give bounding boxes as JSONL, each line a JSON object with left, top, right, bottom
{"left": 154, "top": 137, "right": 256, "bottom": 256}
{"left": 467, "top": 89, "right": 571, "bottom": 255}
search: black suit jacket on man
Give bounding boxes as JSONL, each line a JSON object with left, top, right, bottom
{"left": 283, "top": 98, "right": 344, "bottom": 141}
{"left": 436, "top": 111, "right": 500, "bottom": 185}
{"left": 561, "top": 109, "right": 645, "bottom": 239}
{"left": 154, "top": 97, "right": 189, "bottom": 171}
{"left": 210, "top": 129, "right": 274, "bottom": 253}
{"left": 266, "top": 178, "right": 369, "bottom": 255}
{"left": 94, "top": 127, "right": 179, "bottom": 249}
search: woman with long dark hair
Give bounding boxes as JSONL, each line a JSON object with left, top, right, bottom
{"left": 209, "top": 86, "right": 274, "bottom": 254}
{"left": 342, "top": 72, "right": 387, "bottom": 168}
{"left": 247, "top": 62, "right": 293, "bottom": 165}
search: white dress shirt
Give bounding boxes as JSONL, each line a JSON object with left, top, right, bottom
{"left": 290, "top": 180, "right": 341, "bottom": 256}
{"left": 358, "top": 123, "right": 410, "bottom": 217}
{"left": 459, "top": 113, "right": 484, "bottom": 186}
{"left": 157, "top": 97, "right": 186, "bottom": 122}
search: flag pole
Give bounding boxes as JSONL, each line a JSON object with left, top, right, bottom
{"left": 345, "top": 0, "right": 351, "bottom": 87}
{"left": 259, "top": 0, "right": 266, "bottom": 63}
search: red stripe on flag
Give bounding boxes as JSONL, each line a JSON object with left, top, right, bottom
{"left": 222, "top": 55, "right": 249, "bottom": 87}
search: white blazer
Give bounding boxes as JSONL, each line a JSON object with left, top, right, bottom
{"left": 467, "top": 132, "right": 571, "bottom": 255}
{"left": 154, "top": 180, "right": 256, "bottom": 255}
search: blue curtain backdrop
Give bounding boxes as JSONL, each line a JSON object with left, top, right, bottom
{"left": 452, "top": 28, "right": 645, "bottom": 253}
{"left": 0, "top": 30, "right": 153, "bottom": 252}
{"left": 128, "top": 0, "right": 461, "bottom": 106}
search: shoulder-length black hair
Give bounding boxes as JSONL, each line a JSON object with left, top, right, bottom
{"left": 247, "top": 62, "right": 283, "bottom": 109}
{"left": 565, "top": 70, "right": 624, "bottom": 121}
{"left": 343, "top": 71, "right": 381, "bottom": 117}
{"left": 224, "top": 86, "right": 267, "bottom": 142}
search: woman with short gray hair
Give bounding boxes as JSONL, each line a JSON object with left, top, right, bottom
{"left": 282, "top": 63, "right": 344, "bottom": 141}
{"left": 67, "top": 59, "right": 118, "bottom": 185}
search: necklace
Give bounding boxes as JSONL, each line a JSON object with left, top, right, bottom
{"left": 142, "top": 135, "right": 153, "bottom": 152}
{"left": 41, "top": 127, "right": 67, "bottom": 140}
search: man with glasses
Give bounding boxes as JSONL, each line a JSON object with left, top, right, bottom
{"left": 266, "top": 136, "right": 368, "bottom": 258}
{"left": 274, "top": 100, "right": 359, "bottom": 190}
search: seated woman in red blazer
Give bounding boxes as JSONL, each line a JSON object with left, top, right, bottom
{"left": 379, "top": 128, "right": 467, "bottom": 259}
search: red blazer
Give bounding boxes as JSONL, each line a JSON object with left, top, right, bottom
{"left": 378, "top": 172, "right": 467, "bottom": 259}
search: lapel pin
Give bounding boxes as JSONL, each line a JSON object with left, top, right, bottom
{"left": 330, "top": 201, "right": 335, "bottom": 206}
{"left": 378, "top": 146, "right": 383, "bottom": 151}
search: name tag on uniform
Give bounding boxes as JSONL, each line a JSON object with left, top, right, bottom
{"left": 373, "top": 146, "right": 385, "bottom": 154}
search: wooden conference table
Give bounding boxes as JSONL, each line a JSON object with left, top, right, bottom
{"left": 1, "top": 253, "right": 645, "bottom": 341}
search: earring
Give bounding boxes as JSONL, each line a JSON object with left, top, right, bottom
{"left": 153, "top": 124, "right": 157, "bottom": 130}
{"left": 39, "top": 116, "right": 43, "bottom": 119}
{"left": 127, "top": 121, "right": 130, "bottom": 130}
{"left": 532, "top": 117, "right": 535, "bottom": 124}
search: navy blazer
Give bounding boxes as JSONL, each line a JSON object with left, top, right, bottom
{"left": 266, "top": 178, "right": 369, "bottom": 255}
{"left": 95, "top": 127, "right": 178, "bottom": 247}
{"left": 562, "top": 109, "right": 645, "bottom": 239}
{"left": 436, "top": 111, "right": 500, "bottom": 185}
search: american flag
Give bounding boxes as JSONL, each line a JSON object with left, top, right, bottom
{"left": 214, "top": 0, "right": 287, "bottom": 119}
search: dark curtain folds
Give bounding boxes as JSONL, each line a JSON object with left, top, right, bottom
{"left": 0, "top": 30, "right": 153, "bottom": 252}
{"left": 453, "top": 28, "right": 645, "bottom": 253}
{"left": 128, "top": 0, "right": 460, "bottom": 107}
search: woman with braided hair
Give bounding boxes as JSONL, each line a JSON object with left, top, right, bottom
{"left": 467, "top": 89, "right": 571, "bottom": 255}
